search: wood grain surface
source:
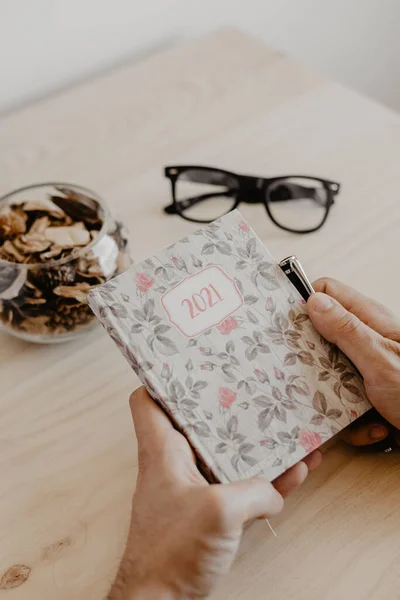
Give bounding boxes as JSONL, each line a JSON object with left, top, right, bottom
{"left": 1, "top": 29, "right": 400, "bottom": 600}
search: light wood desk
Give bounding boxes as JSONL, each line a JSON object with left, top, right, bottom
{"left": 1, "top": 30, "right": 400, "bottom": 600}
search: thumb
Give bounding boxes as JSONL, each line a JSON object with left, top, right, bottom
{"left": 307, "top": 292, "right": 382, "bottom": 375}
{"left": 220, "top": 478, "right": 284, "bottom": 523}
{"left": 130, "top": 386, "right": 173, "bottom": 458}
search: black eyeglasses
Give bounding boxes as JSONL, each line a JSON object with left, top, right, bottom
{"left": 164, "top": 165, "right": 340, "bottom": 234}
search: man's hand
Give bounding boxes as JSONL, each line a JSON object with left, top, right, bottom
{"left": 308, "top": 278, "right": 400, "bottom": 446}
{"left": 108, "top": 387, "right": 321, "bottom": 600}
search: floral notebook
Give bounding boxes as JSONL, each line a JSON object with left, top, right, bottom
{"left": 88, "top": 210, "right": 370, "bottom": 484}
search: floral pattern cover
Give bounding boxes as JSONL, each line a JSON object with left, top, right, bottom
{"left": 88, "top": 210, "right": 370, "bottom": 484}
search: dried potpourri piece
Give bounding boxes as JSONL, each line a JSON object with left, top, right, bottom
{"left": 0, "top": 185, "right": 130, "bottom": 340}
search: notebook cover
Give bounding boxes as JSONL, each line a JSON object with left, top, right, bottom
{"left": 88, "top": 210, "right": 370, "bottom": 484}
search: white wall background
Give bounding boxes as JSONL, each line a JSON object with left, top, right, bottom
{"left": 1, "top": 0, "right": 400, "bottom": 115}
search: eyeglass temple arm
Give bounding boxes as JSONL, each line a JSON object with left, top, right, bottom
{"left": 164, "top": 190, "right": 236, "bottom": 214}
{"left": 268, "top": 182, "right": 337, "bottom": 206}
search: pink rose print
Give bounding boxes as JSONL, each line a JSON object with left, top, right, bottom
{"left": 218, "top": 387, "right": 237, "bottom": 409}
{"left": 217, "top": 316, "right": 238, "bottom": 335}
{"left": 350, "top": 409, "right": 359, "bottom": 420}
{"left": 299, "top": 429, "right": 322, "bottom": 453}
{"left": 136, "top": 272, "right": 154, "bottom": 293}
{"left": 239, "top": 220, "right": 250, "bottom": 232}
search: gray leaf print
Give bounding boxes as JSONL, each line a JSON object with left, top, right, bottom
{"left": 156, "top": 336, "right": 179, "bottom": 356}
{"left": 186, "top": 376, "right": 193, "bottom": 389}
{"left": 201, "top": 243, "right": 215, "bottom": 255}
{"left": 311, "top": 414, "right": 325, "bottom": 426}
{"left": 186, "top": 359, "right": 193, "bottom": 371}
{"left": 227, "top": 415, "right": 238, "bottom": 435}
{"left": 241, "top": 455, "right": 258, "bottom": 466}
{"left": 110, "top": 304, "right": 129, "bottom": 318}
{"left": 181, "top": 398, "right": 198, "bottom": 409}
{"left": 191, "top": 254, "right": 203, "bottom": 268}
{"left": 277, "top": 432, "right": 291, "bottom": 443}
{"left": 237, "top": 247, "right": 249, "bottom": 260}
{"left": 284, "top": 352, "right": 297, "bottom": 366}
{"left": 327, "top": 408, "right": 342, "bottom": 419}
{"left": 247, "top": 310, "right": 259, "bottom": 324}
{"left": 216, "top": 442, "right": 228, "bottom": 454}
{"left": 204, "top": 411, "right": 213, "bottom": 420}
{"left": 318, "top": 371, "right": 331, "bottom": 381}
{"left": 245, "top": 346, "right": 258, "bottom": 361}
{"left": 193, "top": 380, "right": 208, "bottom": 391}
{"left": 233, "top": 433, "right": 246, "bottom": 444}
{"left": 141, "top": 362, "right": 153, "bottom": 371}
{"left": 254, "top": 396, "right": 273, "bottom": 408}
{"left": 313, "top": 391, "right": 328, "bottom": 414}
{"left": 133, "top": 309, "right": 145, "bottom": 322}
{"left": 242, "top": 336, "right": 254, "bottom": 346}
{"left": 254, "top": 369, "right": 269, "bottom": 383}
{"left": 170, "top": 379, "right": 185, "bottom": 400}
{"left": 216, "top": 242, "right": 232, "bottom": 255}
{"left": 253, "top": 330, "right": 263, "bottom": 344}
{"left": 343, "top": 383, "right": 364, "bottom": 400}
{"left": 258, "top": 261, "right": 273, "bottom": 272}
{"left": 260, "top": 437, "right": 277, "bottom": 449}
{"left": 187, "top": 339, "right": 197, "bottom": 347}
{"left": 231, "top": 455, "right": 240, "bottom": 473}
{"left": 154, "top": 324, "right": 171, "bottom": 335}
{"left": 282, "top": 399, "right": 297, "bottom": 410}
{"left": 258, "top": 409, "right": 273, "bottom": 431}
{"left": 341, "top": 372, "right": 357, "bottom": 384}
{"left": 298, "top": 351, "right": 314, "bottom": 366}
{"left": 258, "top": 344, "right": 271, "bottom": 354}
{"left": 226, "top": 341, "right": 235, "bottom": 354}
{"left": 274, "top": 404, "right": 287, "bottom": 423}
{"left": 149, "top": 315, "right": 162, "bottom": 324}
{"left": 193, "top": 422, "right": 211, "bottom": 437}
{"left": 246, "top": 238, "right": 257, "bottom": 257}
{"left": 131, "top": 323, "right": 143, "bottom": 333}
{"left": 222, "top": 364, "right": 236, "bottom": 382}
{"left": 143, "top": 298, "right": 155, "bottom": 319}
{"left": 234, "top": 277, "right": 244, "bottom": 295}
{"left": 258, "top": 272, "right": 279, "bottom": 291}
{"left": 236, "top": 260, "right": 247, "bottom": 270}
{"left": 217, "top": 427, "right": 229, "bottom": 441}
{"left": 291, "top": 425, "right": 300, "bottom": 437}
{"left": 244, "top": 295, "right": 258, "bottom": 305}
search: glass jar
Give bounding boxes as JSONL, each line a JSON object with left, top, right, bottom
{"left": 0, "top": 182, "right": 131, "bottom": 343}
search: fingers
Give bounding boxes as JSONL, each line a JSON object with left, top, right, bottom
{"left": 221, "top": 478, "right": 284, "bottom": 522}
{"left": 273, "top": 462, "right": 308, "bottom": 498}
{"left": 273, "top": 450, "right": 322, "bottom": 498}
{"left": 130, "top": 386, "right": 174, "bottom": 457}
{"left": 313, "top": 278, "right": 400, "bottom": 342}
{"left": 307, "top": 292, "right": 383, "bottom": 376}
{"left": 341, "top": 422, "right": 388, "bottom": 446}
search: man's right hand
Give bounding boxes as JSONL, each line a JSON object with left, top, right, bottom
{"left": 307, "top": 278, "right": 400, "bottom": 446}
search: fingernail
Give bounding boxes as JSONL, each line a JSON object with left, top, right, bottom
{"left": 310, "top": 293, "right": 334, "bottom": 312}
{"left": 369, "top": 426, "right": 387, "bottom": 441}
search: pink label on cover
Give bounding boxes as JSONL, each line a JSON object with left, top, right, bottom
{"left": 161, "top": 265, "right": 243, "bottom": 337}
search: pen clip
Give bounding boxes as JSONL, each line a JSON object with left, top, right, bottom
{"left": 279, "top": 256, "right": 315, "bottom": 301}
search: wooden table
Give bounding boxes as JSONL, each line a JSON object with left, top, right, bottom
{"left": 1, "top": 29, "right": 400, "bottom": 600}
